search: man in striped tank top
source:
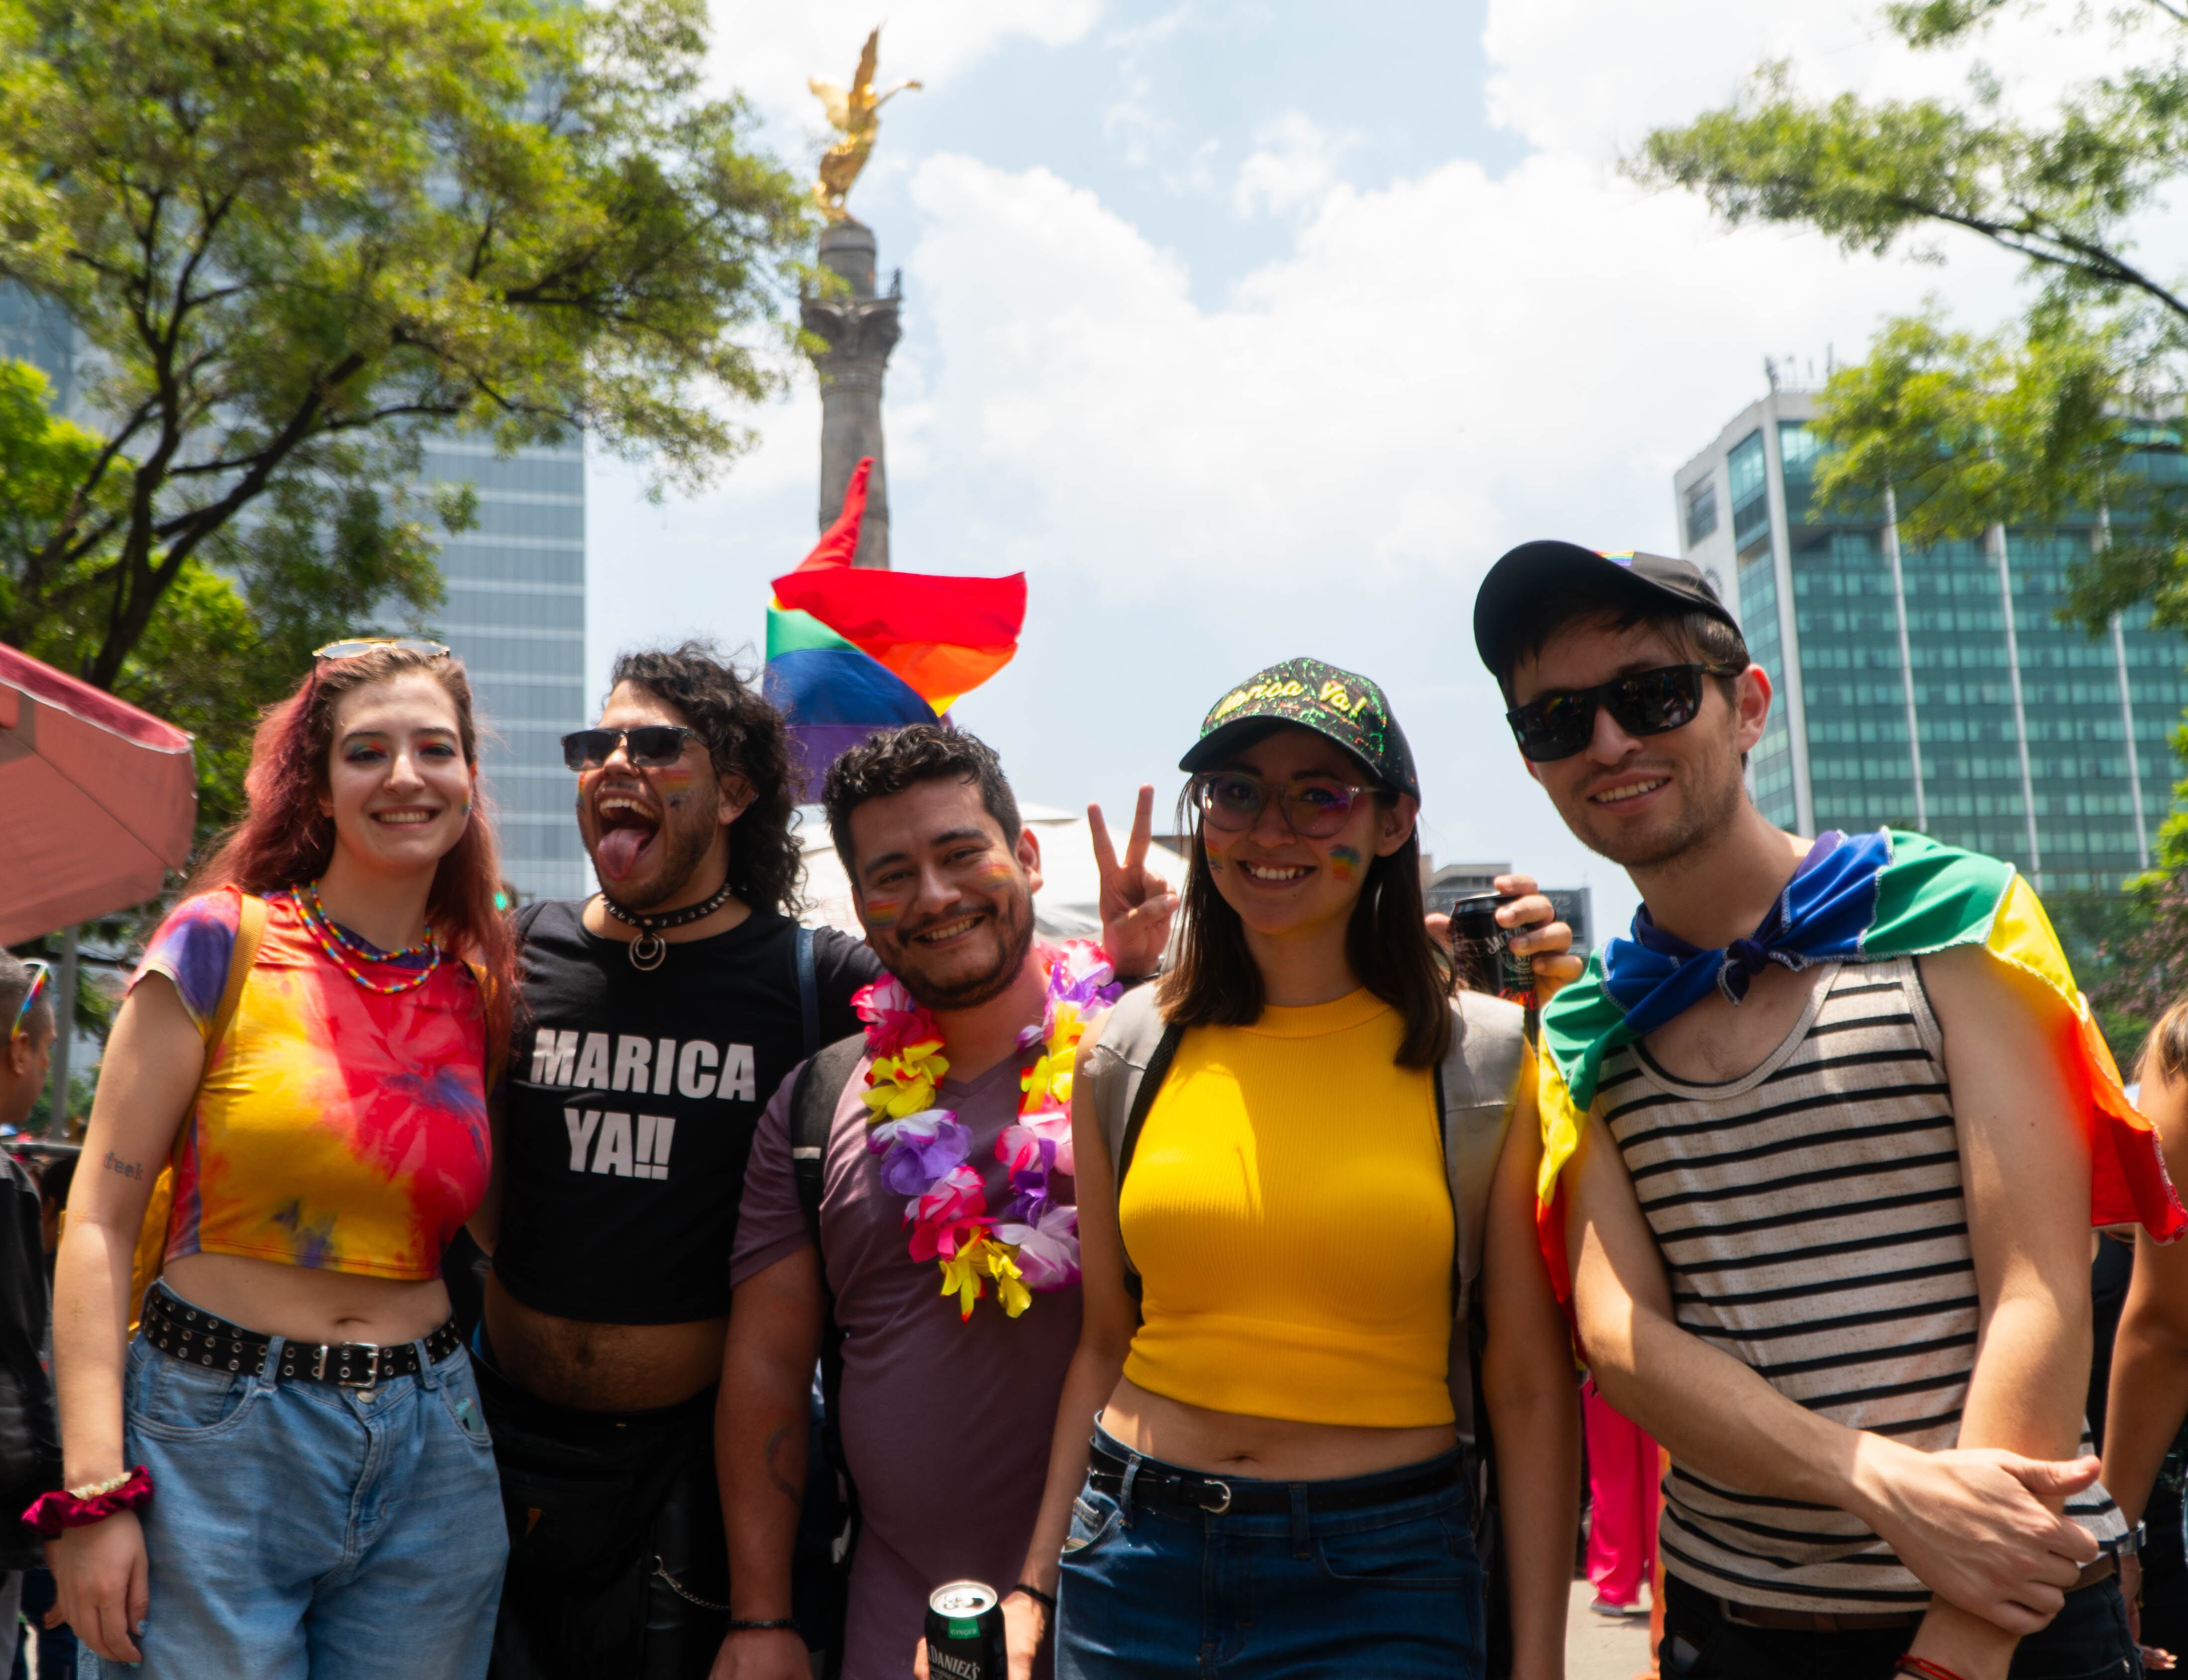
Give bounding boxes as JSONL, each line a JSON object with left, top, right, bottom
{"left": 1470, "top": 541, "right": 2184, "bottom": 1680}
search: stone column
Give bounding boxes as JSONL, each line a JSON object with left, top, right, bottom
{"left": 803, "top": 220, "right": 900, "bottom": 569}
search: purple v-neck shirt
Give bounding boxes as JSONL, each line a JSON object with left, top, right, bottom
{"left": 734, "top": 1052, "right": 1081, "bottom": 1680}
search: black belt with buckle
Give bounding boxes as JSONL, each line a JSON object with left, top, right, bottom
{"left": 1087, "top": 1439, "right": 1457, "bottom": 1518}
{"left": 142, "top": 1285, "right": 461, "bottom": 1387}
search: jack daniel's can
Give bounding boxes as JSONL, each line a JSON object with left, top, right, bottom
{"left": 1446, "top": 891, "right": 1535, "bottom": 1006}
{"left": 925, "top": 1581, "right": 1006, "bottom": 1680}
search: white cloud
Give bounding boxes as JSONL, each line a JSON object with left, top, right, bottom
{"left": 1232, "top": 111, "right": 1356, "bottom": 217}
{"left": 896, "top": 145, "right": 2026, "bottom": 600}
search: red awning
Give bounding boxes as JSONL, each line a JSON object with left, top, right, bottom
{"left": 0, "top": 644, "right": 196, "bottom": 943}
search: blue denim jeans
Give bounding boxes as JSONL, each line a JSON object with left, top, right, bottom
{"left": 1055, "top": 1426, "right": 1482, "bottom": 1679}
{"left": 81, "top": 1315, "right": 507, "bottom": 1680}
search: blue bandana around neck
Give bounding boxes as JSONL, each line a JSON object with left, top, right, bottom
{"left": 1600, "top": 829, "right": 1891, "bottom": 1040}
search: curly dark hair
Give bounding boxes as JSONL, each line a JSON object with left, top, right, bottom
{"left": 821, "top": 724, "right": 1020, "bottom": 878}
{"left": 608, "top": 642, "right": 804, "bottom": 917}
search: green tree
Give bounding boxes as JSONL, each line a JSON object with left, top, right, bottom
{"left": 0, "top": 0, "right": 811, "bottom": 712}
{"left": 1633, "top": 0, "right": 2188, "bottom": 662}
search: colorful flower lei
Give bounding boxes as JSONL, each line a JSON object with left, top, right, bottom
{"left": 853, "top": 940, "right": 1122, "bottom": 1320}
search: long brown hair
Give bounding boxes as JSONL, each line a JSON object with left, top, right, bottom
{"left": 1156, "top": 780, "right": 1455, "bottom": 1069}
{"left": 2142, "top": 997, "right": 2188, "bottom": 1091}
{"left": 190, "top": 644, "right": 517, "bottom": 1050}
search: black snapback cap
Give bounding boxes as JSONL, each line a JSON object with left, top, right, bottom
{"left": 1180, "top": 656, "right": 1420, "bottom": 800}
{"left": 1472, "top": 540, "right": 1741, "bottom": 688}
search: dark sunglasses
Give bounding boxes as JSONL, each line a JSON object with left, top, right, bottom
{"left": 560, "top": 726, "right": 698, "bottom": 772}
{"left": 1191, "top": 771, "right": 1377, "bottom": 840}
{"left": 1506, "top": 663, "right": 1744, "bottom": 763}
{"left": 9, "top": 960, "right": 50, "bottom": 1044}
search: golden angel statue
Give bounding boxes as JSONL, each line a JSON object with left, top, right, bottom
{"left": 810, "top": 28, "right": 922, "bottom": 222}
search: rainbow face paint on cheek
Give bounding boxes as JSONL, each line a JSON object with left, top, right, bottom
{"left": 1328, "top": 846, "right": 1363, "bottom": 882}
{"left": 862, "top": 896, "right": 904, "bottom": 930}
{"left": 649, "top": 764, "right": 696, "bottom": 806}
{"left": 975, "top": 859, "right": 1017, "bottom": 890}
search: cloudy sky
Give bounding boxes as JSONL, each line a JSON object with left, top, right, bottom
{"left": 584, "top": 0, "right": 2160, "bottom": 938}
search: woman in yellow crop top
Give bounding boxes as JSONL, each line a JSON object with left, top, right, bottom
{"left": 1013, "top": 659, "right": 1583, "bottom": 1680}
{"left": 50, "top": 643, "right": 517, "bottom": 1680}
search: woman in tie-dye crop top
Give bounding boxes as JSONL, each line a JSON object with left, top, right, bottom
{"left": 134, "top": 885, "right": 491, "bottom": 1278}
{"left": 49, "top": 642, "right": 520, "bottom": 1680}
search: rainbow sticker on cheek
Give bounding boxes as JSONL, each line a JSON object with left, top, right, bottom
{"left": 1328, "top": 846, "right": 1363, "bottom": 882}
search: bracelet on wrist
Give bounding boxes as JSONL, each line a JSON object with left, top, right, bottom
{"left": 23, "top": 1465, "right": 153, "bottom": 1538}
{"left": 1006, "top": 1582, "right": 1057, "bottom": 1613}
{"left": 725, "top": 1618, "right": 797, "bottom": 1635}
{"left": 1897, "top": 1658, "right": 1974, "bottom": 1680}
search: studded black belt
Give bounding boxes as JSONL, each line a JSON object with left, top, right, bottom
{"left": 142, "top": 1284, "right": 463, "bottom": 1387}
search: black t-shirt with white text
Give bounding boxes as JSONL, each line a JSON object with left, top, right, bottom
{"left": 497, "top": 898, "right": 881, "bottom": 1324}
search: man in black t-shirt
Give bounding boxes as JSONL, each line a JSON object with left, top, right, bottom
{"left": 473, "top": 641, "right": 883, "bottom": 1680}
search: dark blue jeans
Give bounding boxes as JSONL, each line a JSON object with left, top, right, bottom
{"left": 1055, "top": 1427, "right": 1482, "bottom": 1679}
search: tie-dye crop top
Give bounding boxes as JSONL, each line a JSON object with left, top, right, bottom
{"left": 131, "top": 888, "right": 492, "bottom": 1280}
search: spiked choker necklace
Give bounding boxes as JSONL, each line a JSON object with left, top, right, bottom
{"left": 600, "top": 879, "right": 735, "bottom": 970}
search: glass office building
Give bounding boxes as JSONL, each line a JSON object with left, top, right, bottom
{"left": 1675, "top": 390, "right": 2186, "bottom": 892}
{"left": 0, "top": 286, "right": 76, "bottom": 415}
{"left": 418, "top": 436, "right": 590, "bottom": 901}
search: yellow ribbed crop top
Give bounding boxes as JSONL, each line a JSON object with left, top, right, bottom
{"left": 1116, "top": 989, "right": 1455, "bottom": 1428}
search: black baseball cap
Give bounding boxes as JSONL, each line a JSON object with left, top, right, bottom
{"left": 1180, "top": 656, "right": 1420, "bottom": 800}
{"left": 1472, "top": 540, "right": 1742, "bottom": 690}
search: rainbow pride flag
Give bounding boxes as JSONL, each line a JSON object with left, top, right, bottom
{"left": 764, "top": 458, "right": 1027, "bottom": 800}
{"left": 1534, "top": 828, "right": 2184, "bottom": 1290}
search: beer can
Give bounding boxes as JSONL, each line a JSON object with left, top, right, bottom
{"left": 925, "top": 1580, "right": 1006, "bottom": 1680}
{"left": 1445, "top": 891, "right": 1534, "bottom": 1006}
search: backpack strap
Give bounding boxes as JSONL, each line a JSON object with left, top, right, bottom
{"left": 131, "top": 892, "right": 269, "bottom": 1330}
{"left": 795, "top": 927, "right": 821, "bottom": 1061}
{"left": 790, "top": 1033, "right": 866, "bottom": 1255}
{"left": 1435, "top": 989, "right": 1528, "bottom": 1442}
{"left": 204, "top": 893, "right": 269, "bottom": 1060}
{"left": 785, "top": 1030, "right": 869, "bottom": 1673}
{"left": 1080, "top": 985, "right": 1182, "bottom": 1305}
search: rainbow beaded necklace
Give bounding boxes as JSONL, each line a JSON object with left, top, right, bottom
{"left": 295, "top": 883, "right": 442, "bottom": 995}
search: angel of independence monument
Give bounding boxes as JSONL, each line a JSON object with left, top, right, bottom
{"left": 803, "top": 29, "right": 920, "bottom": 570}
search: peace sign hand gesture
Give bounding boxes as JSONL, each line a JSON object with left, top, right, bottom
{"left": 1089, "top": 785, "right": 1179, "bottom": 982}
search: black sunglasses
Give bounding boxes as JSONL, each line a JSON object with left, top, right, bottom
{"left": 560, "top": 726, "right": 698, "bottom": 772}
{"left": 1506, "top": 664, "right": 1744, "bottom": 762}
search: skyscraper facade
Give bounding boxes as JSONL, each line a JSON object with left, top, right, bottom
{"left": 1674, "top": 389, "right": 2186, "bottom": 892}
{"left": 419, "top": 435, "right": 590, "bottom": 901}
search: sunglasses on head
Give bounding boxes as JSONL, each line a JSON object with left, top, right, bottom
{"left": 560, "top": 726, "right": 698, "bottom": 772}
{"left": 9, "top": 960, "right": 50, "bottom": 1044}
{"left": 313, "top": 636, "right": 452, "bottom": 662}
{"left": 1191, "top": 770, "right": 1378, "bottom": 840}
{"left": 1506, "top": 663, "right": 1745, "bottom": 763}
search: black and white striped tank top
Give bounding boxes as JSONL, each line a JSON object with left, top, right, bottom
{"left": 1599, "top": 956, "right": 2124, "bottom": 1611}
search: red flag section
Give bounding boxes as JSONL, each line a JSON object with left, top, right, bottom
{"left": 772, "top": 456, "right": 1025, "bottom": 710}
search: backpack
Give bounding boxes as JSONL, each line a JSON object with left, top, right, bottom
{"left": 1078, "top": 984, "right": 1530, "bottom": 1671}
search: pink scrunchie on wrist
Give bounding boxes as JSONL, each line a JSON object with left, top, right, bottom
{"left": 23, "top": 1466, "right": 153, "bottom": 1538}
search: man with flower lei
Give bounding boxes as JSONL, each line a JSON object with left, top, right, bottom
{"left": 715, "top": 726, "right": 1176, "bottom": 1680}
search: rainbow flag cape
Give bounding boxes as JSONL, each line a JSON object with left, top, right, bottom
{"left": 764, "top": 457, "right": 1027, "bottom": 799}
{"left": 1535, "top": 829, "right": 2183, "bottom": 1290}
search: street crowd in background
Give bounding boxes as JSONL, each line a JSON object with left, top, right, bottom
{"left": 3, "top": 541, "right": 2188, "bottom": 1680}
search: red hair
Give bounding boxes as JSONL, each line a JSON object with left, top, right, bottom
{"left": 191, "top": 646, "right": 517, "bottom": 1052}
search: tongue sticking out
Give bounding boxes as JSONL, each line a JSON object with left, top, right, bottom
{"left": 595, "top": 823, "right": 652, "bottom": 881}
